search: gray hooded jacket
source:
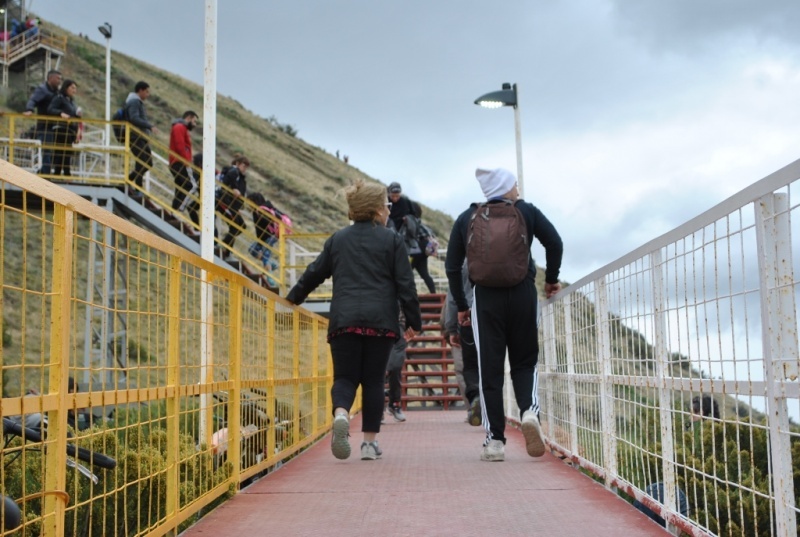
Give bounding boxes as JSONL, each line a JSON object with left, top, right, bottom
{"left": 124, "top": 92, "right": 153, "bottom": 133}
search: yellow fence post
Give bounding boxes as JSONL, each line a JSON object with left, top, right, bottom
{"left": 278, "top": 225, "right": 286, "bottom": 295}
{"left": 311, "top": 320, "right": 319, "bottom": 435}
{"left": 123, "top": 124, "right": 130, "bottom": 188}
{"left": 266, "top": 301, "right": 276, "bottom": 456}
{"left": 227, "top": 281, "right": 243, "bottom": 487}
{"left": 292, "top": 310, "right": 301, "bottom": 446}
{"left": 165, "top": 257, "right": 182, "bottom": 533}
{"left": 43, "top": 205, "right": 74, "bottom": 537}
{"left": 8, "top": 115, "right": 15, "bottom": 165}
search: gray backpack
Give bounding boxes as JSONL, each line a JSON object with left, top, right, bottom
{"left": 466, "top": 200, "right": 529, "bottom": 287}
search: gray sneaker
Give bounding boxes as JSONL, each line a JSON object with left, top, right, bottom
{"left": 467, "top": 397, "right": 482, "bottom": 426}
{"left": 521, "top": 410, "right": 546, "bottom": 457}
{"left": 360, "top": 441, "right": 382, "bottom": 460}
{"left": 388, "top": 405, "right": 406, "bottom": 422}
{"left": 331, "top": 413, "right": 351, "bottom": 460}
{"left": 480, "top": 439, "right": 505, "bottom": 461}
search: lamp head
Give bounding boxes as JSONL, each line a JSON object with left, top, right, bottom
{"left": 98, "top": 22, "right": 112, "bottom": 39}
{"left": 474, "top": 82, "right": 517, "bottom": 108}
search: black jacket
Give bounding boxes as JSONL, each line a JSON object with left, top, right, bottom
{"left": 47, "top": 94, "right": 79, "bottom": 133}
{"left": 217, "top": 167, "right": 247, "bottom": 214}
{"left": 445, "top": 198, "right": 563, "bottom": 311}
{"left": 26, "top": 82, "right": 58, "bottom": 116}
{"left": 286, "top": 221, "right": 422, "bottom": 337}
{"left": 388, "top": 195, "right": 415, "bottom": 231}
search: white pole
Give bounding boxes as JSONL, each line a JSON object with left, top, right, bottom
{"left": 104, "top": 36, "right": 111, "bottom": 179}
{"left": 513, "top": 84, "right": 524, "bottom": 199}
{"left": 199, "top": 0, "right": 218, "bottom": 448}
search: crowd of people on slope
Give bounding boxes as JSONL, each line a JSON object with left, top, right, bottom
{"left": 23, "top": 71, "right": 292, "bottom": 282}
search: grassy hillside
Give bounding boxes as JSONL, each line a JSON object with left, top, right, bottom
{"left": 2, "top": 17, "right": 455, "bottom": 238}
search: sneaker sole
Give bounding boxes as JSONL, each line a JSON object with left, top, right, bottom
{"left": 522, "top": 419, "right": 546, "bottom": 457}
{"left": 392, "top": 415, "right": 406, "bottom": 422}
{"left": 480, "top": 453, "right": 504, "bottom": 462}
{"left": 361, "top": 451, "right": 380, "bottom": 461}
{"left": 331, "top": 417, "right": 351, "bottom": 460}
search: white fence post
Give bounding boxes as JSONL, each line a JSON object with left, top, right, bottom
{"left": 651, "top": 250, "right": 679, "bottom": 534}
{"left": 563, "top": 299, "right": 580, "bottom": 457}
{"left": 595, "top": 277, "right": 617, "bottom": 488}
{"left": 542, "top": 302, "right": 557, "bottom": 438}
{"left": 755, "top": 192, "right": 798, "bottom": 536}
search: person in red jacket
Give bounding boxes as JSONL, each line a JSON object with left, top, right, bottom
{"left": 169, "top": 110, "right": 199, "bottom": 221}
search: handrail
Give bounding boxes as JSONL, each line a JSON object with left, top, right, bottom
{"left": 0, "top": 27, "right": 66, "bottom": 65}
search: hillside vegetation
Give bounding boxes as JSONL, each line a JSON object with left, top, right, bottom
{"left": 3, "top": 17, "right": 455, "bottom": 238}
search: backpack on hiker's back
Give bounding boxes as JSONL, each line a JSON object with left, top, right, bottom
{"left": 417, "top": 222, "right": 439, "bottom": 257}
{"left": 111, "top": 107, "right": 127, "bottom": 142}
{"left": 466, "top": 199, "right": 529, "bottom": 287}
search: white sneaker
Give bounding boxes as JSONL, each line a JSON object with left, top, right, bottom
{"left": 480, "top": 439, "right": 505, "bottom": 461}
{"left": 331, "top": 413, "right": 351, "bottom": 460}
{"left": 360, "top": 441, "right": 382, "bottom": 460}
{"left": 521, "top": 410, "right": 546, "bottom": 457}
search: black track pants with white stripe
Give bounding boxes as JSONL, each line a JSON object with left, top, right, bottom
{"left": 472, "top": 277, "right": 539, "bottom": 444}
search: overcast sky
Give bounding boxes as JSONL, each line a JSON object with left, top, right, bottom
{"left": 30, "top": 0, "right": 800, "bottom": 284}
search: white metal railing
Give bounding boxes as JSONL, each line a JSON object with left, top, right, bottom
{"left": 520, "top": 158, "right": 800, "bottom": 536}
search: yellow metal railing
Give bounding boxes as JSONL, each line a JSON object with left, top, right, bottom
{"left": 0, "top": 28, "right": 67, "bottom": 66}
{"left": 0, "top": 159, "right": 334, "bottom": 536}
{"left": 0, "top": 114, "right": 297, "bottom": 294}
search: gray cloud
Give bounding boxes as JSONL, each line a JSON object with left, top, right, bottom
{"left": 610, "top": 0, "right": 800, "bottom": 51}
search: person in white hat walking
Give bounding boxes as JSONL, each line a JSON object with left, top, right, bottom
{"left": 445, "top": 168, "right": 563, "bottom": 462}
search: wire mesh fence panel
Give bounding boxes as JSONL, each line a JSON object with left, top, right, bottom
{"left": 534, "top": 161, "right": 800, "bottom": 536}
{"left": 0, "top": 160, "right": 333, "bottom": 536}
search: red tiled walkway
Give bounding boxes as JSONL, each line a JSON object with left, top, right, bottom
{"left": 182, "top": 411, "right": 667, "bottom": 537}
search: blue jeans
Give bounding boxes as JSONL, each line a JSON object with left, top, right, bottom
{"left": 248, "top": 236, "right": 278, "bottom": 269}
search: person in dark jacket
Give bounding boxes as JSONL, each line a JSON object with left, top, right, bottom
{"left": 24, "top": 69, "right": 62, "bottom": 174}
{"left": 46, "top": 79, "right": 81, "bottom": 176}
{"left": 446, "top": 167, "right": 563, "bottom": 462}
{"left": 409, "top": 201, "right": 436, "bottom": 293}
{"left": 386, "top": 181, "right": 415, "bottom": 232}
{"left": 443, "top": 261, "right": 481, "bottom": 426}
{"left": 124, "top": 81, "right": 159, "bottom": 196}
{"left": 286, "top": 178, "right": 421, "bottom": 461}
{"left": 215, "top": 155, "right": 249, "bottom": 252}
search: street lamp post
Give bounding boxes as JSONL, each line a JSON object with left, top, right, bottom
{"left": 98, "top": 23, "right": 112, "bottom": 178}
{"left": 474, "top": 83, "right": 524, "bottom": 198}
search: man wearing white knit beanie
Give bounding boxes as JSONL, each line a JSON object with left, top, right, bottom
{"left": 445, "top": 167, "right": 563, "bottom": 462}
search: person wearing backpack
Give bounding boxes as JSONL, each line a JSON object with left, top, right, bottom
{"left": 409, "top": 202, "right": 436, "bottom": 293}
{"left": 124, "top": 81, "right": 159, "bottom": 197}
{"left": 445, "top": 167, "right": 563, "bottom": 462}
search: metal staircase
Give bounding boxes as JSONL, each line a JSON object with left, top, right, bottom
{"left": 401, "top": 293, "right": 461, "bottom": 409}
{"left": 0, "top": 1, "right": 67, "bottom": 87}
